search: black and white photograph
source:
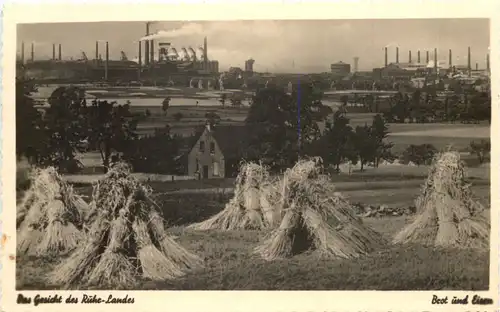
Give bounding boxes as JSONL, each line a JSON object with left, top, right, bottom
{"left": 12, "top": 17, "right": 492, "bottom": 293}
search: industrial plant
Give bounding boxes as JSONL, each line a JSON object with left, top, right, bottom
{"left": 16, "top": 23, "right": 220, "bottom": 86}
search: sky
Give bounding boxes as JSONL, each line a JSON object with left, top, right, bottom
{"left": 17, "top": 19, "right": 490, "bottom": 73}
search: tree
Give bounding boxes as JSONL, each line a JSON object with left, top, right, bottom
{"left": 85, "top": 100, "right": 139, "bottom": 172}
{"left": 318, "top": 111, "right": 357, "bottom": 172}
{"left": 15, "top": 78, "right": 47, "bottom": 165}
{"left": 122, "top": 124, "right": 181, "bottom": 174}
{"left": 245, "top": 85, "right": 323, "bottom": 172}
{"left": 173, "top": 112, "right": 184, "bottom": 121}
{"left": 370, "top": 114, "right": 394, "bottom": 167}
{"left": 205, "top": 111, "right": 221, "bottom": 127}
{"left": 352, "top": 125, "right": 375, "bottom": 171}
{"left": 42, "top": 86, "right": 89, "bottom": 170}
{"left": 400, "top": 144, "right": 437, "bottom": 166}
{"left": 162, "top": 97, "right": 171, "bottom": 115}
{"left": 469, "top": 139, "right": 490, "bottom": 164}
{"left": 219, "top": 93, "right": 227, "bottom": 108}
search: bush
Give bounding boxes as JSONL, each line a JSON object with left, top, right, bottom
{"left": 399, "top": 144, "right": 438, "bottom": 166}
{"left": 173, "top": 112, "right": 183, "bottom": 121}
{"left": 469, "top": 139, "right": 490, "bottom": 164}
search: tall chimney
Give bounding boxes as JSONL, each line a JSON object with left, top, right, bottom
{"left": 476, "top": 63, "right": 478, "bottom": 70}
{"left": 396, "top": 47, "right": 399, "bottom": 63}
{"left": 487, "top": 53, "right": 490, "bottom": 72}
{"left": 138, "top": 41, "right": 142, "bottom": 68}
{"left": 417, "top": 50, "right": 420, "bottom": 63}
{"left": 384, "top": 47, "right": 388, "bottom": 67}
{"left": 95, "top": 41, "right": 99, "bottom": 61}
{"left": 145, "top": 23, "right": 150, "bottom": 66}
{"left": 467, "top": 46, "right": 471, "bottom": 76}
{"left": 449, "top": 49, "right": 452, "bottom": 68}
{"left": 21, "top": 41, "right": 25, "bottom": 64}
{"left": 138, "top": 41, "right": 142, "bottom": 80}
{"left": 408, "top": 50, "right": 412, "bottom": 63}
{"left": 434, "top": 48, "right": 438, "bottom": 73}
{"left": 58, "top": 44, "right": 62, "bottom": 61}
{"left": 204, "top": 37, "right": 208, "bottom": 70}
{"left": 105, "top": 41, "right": 109, "bottom": 81}
{"left": 150, "top": 40, "right": 154, "bottom": 65}
{"left": 52, "top": 44, "right": 56, "bottom": 60}
{"left": 31, "top": 42, "right": 34, "bottom": 62}
{"left": 426, "top": 51, "right": 429, "bottom": 63}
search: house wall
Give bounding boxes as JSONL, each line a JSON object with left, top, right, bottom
{"left": 187, "top": 128, "right": 226, "bottom": 179}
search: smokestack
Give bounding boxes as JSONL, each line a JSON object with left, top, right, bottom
{"left": 396, "top": 47, "right": 399, "bottom": 63}
{"left": 204, "top": 37, "right": 208, "bottom": 70}
{"left": 58, "top": 44, "right": 62, "bottom": 61}
{"left": 138, "top": 41, "right": 142, "bottom": 68}
{"left": 417, "top": 50, "right": 420, "bottom": 63}
{"left": 52, "top": 44, "right": 56, "bottom": 60}
{"left": 105, "top": 41, "right": 109, "bottom": 81}
{"left": 408, "top": 50, "right": 412, "bottom": 63}
{"left": 145, "top": 23, "right": 150, "bottom": 66}
{"left": 467, "top": 46, "right": 471, "bottom": 75}
{"left": 384, "top": 47, "right": 388, "bottom": 67}
{"left": 353, "top": 57, "right": 359, "bottom": 73}
{"left": 487, "top": 53, "right": 490, "bottom": 72}
{"left": 21, "top": 41, "right": 25, "bottom": 64}
{"left": 449, "top": 49, "right": 452, "bottom": 68}
{"left": 434, "top": 48, "right": 438, "bottom": 71}
{"left": 426, "top": 51, "right": 429, "bottom": 63}
{"left": 138, "top": 41, "right": 142, "bottom": 80}
{"left": 31, "top": 42, "right": 34, "bottom": 62}
{"left": 150, "top": 40, "right": 154, "bottom": 64}
{"left": 95, "top": 41, "right": 99, "bottom": 61}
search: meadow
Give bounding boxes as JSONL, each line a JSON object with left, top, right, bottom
{"left": 16, "top": 165, "right": 490, "bottom": 291}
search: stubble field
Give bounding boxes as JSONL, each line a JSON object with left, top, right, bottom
{"left": 16, "top": 169, "right": 490, "bottom": 291}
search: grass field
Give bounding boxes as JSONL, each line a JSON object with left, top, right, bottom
{"left": 133, "top": 106, "right": 490, "bottom": 152}
{"left": 16, "top": 169, "right": 490, "bottom": 291}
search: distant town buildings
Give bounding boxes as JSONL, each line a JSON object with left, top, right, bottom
{"left": 330, "top": 61, "right": 351, "bottom": 76}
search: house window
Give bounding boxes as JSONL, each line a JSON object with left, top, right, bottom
{"left": 199, "top": 141, "right": 205, "bottom": 152}
{"left": 213, "top": 161, "right": 220, "bottom": 176}
{"left": 210, "top": 142, "right": 215, "bottom": 154}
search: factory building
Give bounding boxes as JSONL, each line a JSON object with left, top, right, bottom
{"left": 330, "top": 61, "right": 351, "bottom": 76}
{"left": 245, "top": 59, "right": 255, "bottom": 73}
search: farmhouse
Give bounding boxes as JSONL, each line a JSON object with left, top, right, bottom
{"left": 186, "top": 123, "right": 250, "bottom": 179}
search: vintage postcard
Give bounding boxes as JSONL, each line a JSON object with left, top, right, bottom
{"left": 1, "top": 1, "right": 498, "bottom": 311}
